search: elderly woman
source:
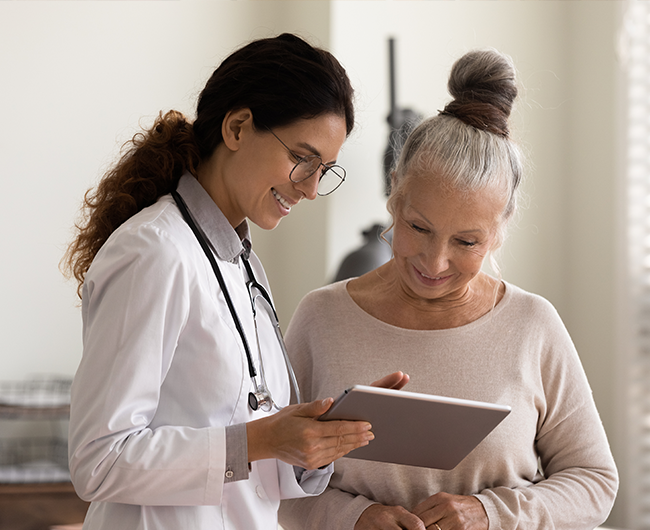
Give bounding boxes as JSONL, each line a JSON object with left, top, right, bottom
{"left": 278, "top": 49, "right": 618, "bottom": 530}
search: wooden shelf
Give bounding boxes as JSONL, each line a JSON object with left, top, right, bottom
{"left": 0, "top": 482, "right": 88, "bottom": 530}
{"left": 0, "top": 405, "right": 70, "bottom": 420}
{"left": 0, "top": 380, "right": 84, "bottom": 529}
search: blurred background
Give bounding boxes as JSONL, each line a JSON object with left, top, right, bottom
{"left": 0, "top": 1, "right": 644, "bottom": 528}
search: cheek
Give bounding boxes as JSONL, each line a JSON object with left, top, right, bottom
{"left": 391, "top": 225, "right": 419, "bottom": 259}
{"left": 459, "top": 250, "right": 488, "bottom": 274}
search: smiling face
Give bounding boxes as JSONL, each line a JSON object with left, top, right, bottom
{"left": 391, "top": 173, "right": 506, "bottom": 304}
{"left": 199, "top": 110, "right": 347, "bottom": 230}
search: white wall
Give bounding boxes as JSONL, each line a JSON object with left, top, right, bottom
{"left": 0, "top": 0, "right": 330, "bottom": 380}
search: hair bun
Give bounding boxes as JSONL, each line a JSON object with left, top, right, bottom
{"left": 440, "top": 49, "right": 517, "bottom": 138}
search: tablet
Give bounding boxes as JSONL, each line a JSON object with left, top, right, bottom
{"left": 319, "top": 385, "right": 511, "bottom": 470}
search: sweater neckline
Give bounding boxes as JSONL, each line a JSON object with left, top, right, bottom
{"left": 338, "top": 279, "right": 514, "bottom": 335}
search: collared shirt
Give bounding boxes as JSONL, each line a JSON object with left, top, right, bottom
{"left": 68, "top": 173, "right": 330, "bottom": 530}
{"left": 176, "top": 171, "right": 252, "bottom": 263}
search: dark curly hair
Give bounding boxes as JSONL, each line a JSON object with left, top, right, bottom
{"left": 63, "top": 33, "right": 355, "bottom": 297}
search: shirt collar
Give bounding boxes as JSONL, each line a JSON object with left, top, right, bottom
{"left": 175, "top": 173, "right": 251, "bottom": 262}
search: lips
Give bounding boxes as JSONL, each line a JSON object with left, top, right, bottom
{"left": 414, "top": 265, "right": 451, "bottom": 285}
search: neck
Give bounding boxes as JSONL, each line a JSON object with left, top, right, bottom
{"left": 196, "top": 147, "right": 244, "bottom": 228}
{"left": 366, "top": 261, "right": 501, "bottom": 330}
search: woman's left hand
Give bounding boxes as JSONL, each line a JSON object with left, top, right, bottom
{"left": 411, "top": 492, "right": 488, "bottom": 530}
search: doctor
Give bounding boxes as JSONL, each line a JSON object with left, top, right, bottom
{"left": 63, "top": 34, "right": 390, "bottom": 530}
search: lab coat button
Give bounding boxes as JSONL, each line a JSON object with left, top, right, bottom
{"left": 256, "top": 485, "right": 266, "bottom": 499}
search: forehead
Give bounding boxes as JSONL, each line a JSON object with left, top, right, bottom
{"left": 400, "top": 174, "right": 506, "bottom": 229}
{"left": 274, "top": 114, "right": 347, "bottom": 161}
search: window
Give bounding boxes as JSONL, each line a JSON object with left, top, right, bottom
{"left": 623, "top": 1, "right": 650, "bottom": 527}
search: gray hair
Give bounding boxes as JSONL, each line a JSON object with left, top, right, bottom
{"left": 387, "top": 49, "right": 523, "bottom": 250}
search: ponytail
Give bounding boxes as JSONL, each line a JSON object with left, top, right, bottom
{"left": 63, "top": 110, "right": 200, "bottom": 297}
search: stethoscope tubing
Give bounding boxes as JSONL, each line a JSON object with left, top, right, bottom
{"left": 171, "top": 189, "right": 301, "bottom": 410}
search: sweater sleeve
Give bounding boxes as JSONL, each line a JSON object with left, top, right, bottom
{"left": 475, "top": 297, "right": 618, "bottom": 529}
{"left": 476, "top": 400, "right": 618, "bottom": 529}
{"left": 280, "top": 486, "right": 376, "bottom": 529}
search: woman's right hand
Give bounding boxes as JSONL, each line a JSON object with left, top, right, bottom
{"left": 247, "top": 398, "right": 374, "bottom": 470}
{"left": 354, "top": 504, "right": 426, "bottom": 530}
{"left": 371, "top": 371, "right": 410, "bottom": 391}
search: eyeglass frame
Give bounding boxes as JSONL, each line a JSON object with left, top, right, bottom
{"left": 265, "top": 127, "right": 346, "bottom": 196}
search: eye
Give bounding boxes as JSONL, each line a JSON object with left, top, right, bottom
{"left": 457, "top": 239, "right": 478, "bottom": 247}
{"left": 289, "top": 151, "right": 304, "bottom": 164}
{"left": 410, "top": 223, "right": 429, "bottom": 233}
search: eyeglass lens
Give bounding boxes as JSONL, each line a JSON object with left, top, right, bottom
{"left": 290, "top": 157, "right": 345, "bottom": 196}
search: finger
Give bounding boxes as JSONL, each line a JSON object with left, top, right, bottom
{"left": 308, "top": 421, "right": 374, "bottom": 457}
{"left": 304, "top": 424, "right": 375, "bottom": 468}
{"left": 392, "top": 372, "right": 410, "bottom": 390}
{"left": 412, "top": 492, "right": 448, "bottom": 524}
{"left": 357, "top": 504, "right": 426, "bottom": 530}
{"left": 371, "top": 371, "right": 410, "bottom": 390}
{"left": 412, "top": 494, "right": 439, "bottom": 517}
{"left": 301, "top": 434, "right": 373, "bottom": 469}
{"left": 294, "top": 397, "right": 335, "bottom": 418}
{"left": 321, "top": 438, "right": 371, "bottom": 464}
{"left": 333, "top": 429, "right": 375, "bottom": 453}
{"left": 393, "top": 511, "right": 426, "bottom": 530}
{"left": 316, "top": 418, "right": 373, "bottom": 438}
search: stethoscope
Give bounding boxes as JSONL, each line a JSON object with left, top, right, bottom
{"left": 171, "top": 189, "right": 302, "bottom": 412}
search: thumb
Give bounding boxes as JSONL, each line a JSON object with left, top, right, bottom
{"left": 296, "top": 397, "right": 334, "bottom": 418}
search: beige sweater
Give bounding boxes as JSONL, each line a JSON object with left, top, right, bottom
{"left": 278, "top": 280, "right": 618, "bottom": 529}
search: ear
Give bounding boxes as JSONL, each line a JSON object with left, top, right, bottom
{"left": 221, "top": 108, "right": 254, "bottom": 152}
{"left": 390, "top": 171, "right": 397, "bottom": 191}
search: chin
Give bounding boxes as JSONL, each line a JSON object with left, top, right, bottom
{"left": 253, "top": 217, "right": 282, "bottom": 231}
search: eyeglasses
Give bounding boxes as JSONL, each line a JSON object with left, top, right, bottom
{"left": 267, "top": 129, "right": 346, "bottom": 196}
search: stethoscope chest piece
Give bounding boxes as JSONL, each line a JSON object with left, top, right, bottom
{"left": 248, "top": 391, "right": 272, "bottom": 412}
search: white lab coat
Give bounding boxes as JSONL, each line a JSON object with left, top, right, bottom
{"left": 69, "top": 174, "right": 331, "bottom": 529}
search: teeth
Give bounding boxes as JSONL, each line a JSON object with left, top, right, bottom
{"left": 272, "top": 189, "right": 291, "bottom": 210}
{"left": 421, "top": 272, "right": 442, "bottom": 280}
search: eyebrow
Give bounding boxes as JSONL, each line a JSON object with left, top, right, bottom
{"left": 409, "top": 206, "right": 487, "bottom": 235}
{"left": 294, "top": 141, "right": 338, "bottom": 166}
{"left": 457, "top": 229, "right": 487, "bottom": 236}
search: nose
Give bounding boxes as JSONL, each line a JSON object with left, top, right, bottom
{"left": 426, "top": 240, "right": 451, "bottom": 275}
{"left": 293, "top": 172, "right": 319, "bottom": 201}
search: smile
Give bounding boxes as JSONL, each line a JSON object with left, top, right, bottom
{"left": 420, "top": 272, "right": 444, "bottom": 280}
{"left": 414, "top": 265, "right": 452, "bottom": 285}
{"left": 272, "top": 189, "right": 292, "bottom": 211}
